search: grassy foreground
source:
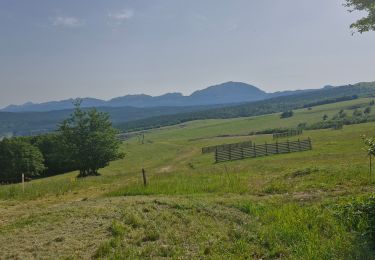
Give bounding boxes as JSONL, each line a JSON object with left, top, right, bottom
{"left": 0, "top": 98, "right": 375, "bottom": 259}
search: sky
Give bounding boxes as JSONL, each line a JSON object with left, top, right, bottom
{"left": 0, "top": 0, "right": 374, "bottom": 108}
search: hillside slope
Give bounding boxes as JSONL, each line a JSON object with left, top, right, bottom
{"left": 0, "top": 98, "right": 374, "bottom": 258}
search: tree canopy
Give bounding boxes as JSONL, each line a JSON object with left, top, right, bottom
{"left": 0, "top": 138, "right": 45, "bottom": 180}
{"left": 346, "top": 0, "right": 375, "bottom": 33}
{"left": 58, "top": 101, "right": 124, "bottom": 177}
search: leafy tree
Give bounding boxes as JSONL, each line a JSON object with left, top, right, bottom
{"left": 280, "top": 110, "right": 294, "bottom": 119}
{"left": 58, "top": 101, "right": 124, "bottom": 177}
{"left": 323, "top": 114, "right": 329, "bottom": 121}
{"left": 345, "top": 0, "right": 375, "bottom": 33}
{"left": 370, "top": 100, "right": 375, "bottom": 106}
{"left": 30, "top": 134, "right": 76, "bottom": 176}
{"left": 0, "top": 138, "right": 45, "bottom": 180}
{"left": 362, "top": 135, "right": 375, "bottom": 176}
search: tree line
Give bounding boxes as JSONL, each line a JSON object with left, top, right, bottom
{"left": 0, "top": 102, "right": 124, "bottom": 182}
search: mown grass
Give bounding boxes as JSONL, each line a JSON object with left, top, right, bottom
{"left": 0, "top": 97, "right": 375, "bottom": 258}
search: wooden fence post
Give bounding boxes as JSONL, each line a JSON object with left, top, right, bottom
{"left": 298, "top": 139, "right": 302, "bottom": 151}
{"left": 308, "top": 137, "right": 312, "bottom": 150}
{"left": 265, "top": 142, "right": 268, "bottom": 156}
{"left": 241, "top": 147, "right": 244, "bottom": 159}
{"left": 276, "top": 141, "right": 279, "bottom": 154}
{"left": 142, "top": 168, "right": 147, "bottom": 186}
{"left": 22, "top": 173, "right": 25, "bottom": 193}
{"left": 287, "top": 140, "right": 290, "bottom": 153}
{"left": 253, "top": 143, "right": 257, "bottom": 157}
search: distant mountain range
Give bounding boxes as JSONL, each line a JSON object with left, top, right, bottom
{"left": 1, "top": 81, "right": 374, "bottom": 137}
{"left": 2, "top": 82, "right": 312, "bottom": 112}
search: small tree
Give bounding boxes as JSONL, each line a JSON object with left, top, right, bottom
{"left": 59, "top": 101, "right": 124, "bottom": 177}
{"left": 0, "top": 138, "right": 45, "bottom": 180}
{"left": 280, "top": 110, "right": 294, "bottom": 119}
{"left": 323, "top": 114, "right": 328, "bottom": 121}
{"left": 362, "top": 135, "right": 375, "bottom": 177}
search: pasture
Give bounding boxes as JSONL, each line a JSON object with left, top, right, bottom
{"left": 0, "top": 98, "right": 375, "bottom": 259}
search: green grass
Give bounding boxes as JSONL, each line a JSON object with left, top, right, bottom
{"left": 0, "top": 97, "right": 375, "bottom": 258}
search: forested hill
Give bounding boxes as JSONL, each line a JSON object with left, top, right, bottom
{"left": 0, "top": 104, "right": 222, "bottom": 137}
{"left": 116, "top": 82, "right": 375, "bottom": 132}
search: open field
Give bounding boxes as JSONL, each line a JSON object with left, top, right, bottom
{"left": 1, "top": 98, "right": 375, "bottom": 259}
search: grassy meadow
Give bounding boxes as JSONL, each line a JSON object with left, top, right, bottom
{"left": 0, "top": 98, "right": 375, "bottom": 259}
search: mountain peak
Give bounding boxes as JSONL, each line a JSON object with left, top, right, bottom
{"left": 2, "top": 81, "right": 267, "bottom": 112}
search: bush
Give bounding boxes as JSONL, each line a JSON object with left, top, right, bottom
{"left": 280, "top": 111, "right": 294, "bottom": 119}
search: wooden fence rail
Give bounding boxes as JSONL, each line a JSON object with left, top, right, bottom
{"left": 202, "top": 140, "right": 252, "bottom": 154}
{"left": 215, "top": 138, "right": 312, "bottom": 163}
{"left": 273, "top": 129, "right": 303, "bottom": 140}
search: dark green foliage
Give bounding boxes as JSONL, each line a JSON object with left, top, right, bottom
{"left": 58, "top": 102, "right": 124, "bottom": 177}
{"left": 249, "top": 128, "right": 292, "bottom": 136}
{"left": 345, "top": 0, "right": 375, "bottom": 33}
{"left": 0, "top": 138, "right": 45, "bottom": 180}
{"left": 29, "top": 134, "right": 76, "bottom": 176}
{"left": 280, "top": 110, "right": 293, "bottom": 119}
{"left": 302, "top": 95, "right": 358, "bottom": 108}
{"left": 323, "top": 114, "right": 328, "bottom": 121}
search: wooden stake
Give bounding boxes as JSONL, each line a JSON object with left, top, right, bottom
{"left": 22, "top": 173, "right": 25, "bottom": 193}
{"left": 142, "top": 168, "right": 147, "bottom": 186}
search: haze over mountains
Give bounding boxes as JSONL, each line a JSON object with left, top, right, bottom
{"left": 2, "top": 82, "right": 310, "bottom": 112}
{"left": 1, "top": 80, "right": 374, "bottom": 137}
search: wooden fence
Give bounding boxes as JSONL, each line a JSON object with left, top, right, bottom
{"left": 215, "top": 138, "right": 312, "bottom": 163}
{"left": 202, "top": 141, "right": 252, "bottom": 154}
{"left": 273, "top": 129, "right": 303, "bottom": 140}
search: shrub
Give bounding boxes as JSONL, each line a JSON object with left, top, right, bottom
{"left": 280, "top": 111, "right": 293, "bottom": 119}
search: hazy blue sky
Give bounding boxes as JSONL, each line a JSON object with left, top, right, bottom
{"left": 0, "top": 0, "right": 374, "bottom": 108}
